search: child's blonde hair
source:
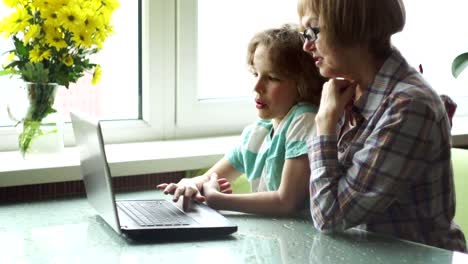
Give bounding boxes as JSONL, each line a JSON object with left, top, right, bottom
{"left": 247, "top": 24, "right": 325, "bottom": 106}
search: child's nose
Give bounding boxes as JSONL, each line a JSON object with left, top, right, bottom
{"left": 253, "top": 79, "right": 264, "bottom": 93}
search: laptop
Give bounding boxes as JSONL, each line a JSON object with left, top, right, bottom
{"left": 70, "top": 112, "right": 237, "bottom": 239}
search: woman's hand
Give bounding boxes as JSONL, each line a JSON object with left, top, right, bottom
{"left": 316, "top": 78, "right": 356, "bottom": 135}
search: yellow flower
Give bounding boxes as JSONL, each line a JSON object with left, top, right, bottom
{"left": 23, "top": 24, "right": 41, "bottom": 44}
{"left": 29, "top": 46, "right": 51, "bottom": 63}
{"left": 6, "top": 52, "right": 15, "bottom": 62}
{"left": 58, "top": 3, "right": 84, "bottom": 32}
{"left": 83, "top": 14, "right": 99, "bottom": 33}
{"left": 93, "top": 22, "right": 114, "bottom": 48}
{"left": 61, "top": 55, "right": 73, "bottom": 67}
{"left": 101, "top": 0, "right": 120, "bottom": 12}
{"left": 32, "top": 0, "right": 66, "bottom": 11}
{"left": 80, "top": 0, "right": 100, "bottom": 11}
{"left": 3, "top": 0, "right": 28, "bottom": 7}
{"left": 0, "top": 8, "right": 32, "bottom": 37}
{"left": 32, "top": 1, "right": 64, "bottom": 19}
{"left": 32, "top": 0, "right": 52, "bottom": 10}
{"left": 1, "top": 0, "right": 118, "bottom": 89}
{"left": 0, "top": 18, "right": 9, "bottom": 38}
{"left": 44, "top": 26, "right": 67, "bottom": 50}
{"left": 92, "top": 65, "right": 102, "bottom": 85}
{"left": 99, "top": 9, "right": 112, "bottom": 24}
{"left": 3, "top": 0, "right": 16, "bottom": 7}
{"left": 50, "top": 0, "right": 68, "bottom": 8}
{"left": 41, "top": 10, "right": 61, "bottom": 28}
{"left": 72, "top": 28, "right": 93, "bottom": 48}
{"left": 2, "top": 52, "right": 15, "bottom": 68}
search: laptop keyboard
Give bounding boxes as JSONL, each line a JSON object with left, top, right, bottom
{"left": 117, "top": 200, "right": 195, "bottom": 227}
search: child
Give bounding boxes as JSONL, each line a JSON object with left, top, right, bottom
{"left": 157, "top": 24, "right": 325, "bottom": 216}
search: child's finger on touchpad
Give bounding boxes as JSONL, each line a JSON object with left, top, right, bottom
{"left": 179, "top": 196, "right": 194, "bottom": 212}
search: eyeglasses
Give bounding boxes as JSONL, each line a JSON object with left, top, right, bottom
{"left": 302, "top": 27, "right": 320, "bottom": 42}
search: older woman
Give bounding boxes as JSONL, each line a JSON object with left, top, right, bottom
{"left": 299, "top": 0, "right": 466, "bottom": 252}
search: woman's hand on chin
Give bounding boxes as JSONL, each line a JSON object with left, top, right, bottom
{"left": 316, "top": 79, "right": 356, "bottom": 135}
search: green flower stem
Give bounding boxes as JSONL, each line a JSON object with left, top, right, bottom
{"left": 19, "top": 83, "right": 58, "bottom": 156}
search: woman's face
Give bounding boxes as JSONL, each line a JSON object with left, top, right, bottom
{"left": 301, "top": 13, "right": 355, "bottom": 80}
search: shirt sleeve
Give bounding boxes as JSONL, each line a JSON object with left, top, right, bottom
{"left": 225, "top": 125, "right": 251, "bottom": 174}
{"left": 308, "top": 97, "right": 441, "bottom": 231}
{"left": 285, "top": 112, "right": 317, "bottom": 159}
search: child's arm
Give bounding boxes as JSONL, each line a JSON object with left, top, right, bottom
{"left": 203, "top": 154, "right": 310, "bottom": 216}
{"left": 157, "top": 158, "right": 241, "bottom": 205}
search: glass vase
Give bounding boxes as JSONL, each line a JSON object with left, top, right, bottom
{"left": 18, "top": 82, "right": 64, "bottom": 157}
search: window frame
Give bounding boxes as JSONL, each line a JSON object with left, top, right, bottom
{"left": 174, "top": 0, "right": 254, "bottom": 137}
{"left": 1, "top": 0, "right": 468, "bottom": 153}
{"left": 0, "top": 0, "right": 252, "bottom": 152}
{"left": 0, "top": 0, "right": 173, "bottom": 151}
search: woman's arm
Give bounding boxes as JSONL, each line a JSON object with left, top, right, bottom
{"left": 203, "top": 154, "right": 310, "bottom": 216}
{"left": 309, "top": 97, "right": 441, "bottom": 231}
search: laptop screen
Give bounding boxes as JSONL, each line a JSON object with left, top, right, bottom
{"left": 71, "top": 112, "right": 122, "bottom": 234}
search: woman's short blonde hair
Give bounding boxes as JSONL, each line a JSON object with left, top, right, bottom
{"left": 299, "top": 0, "right": 405, "bottom": 58}
{"left": 297, "top": 0, "right": 313, "bottom": 27}
{"left": 247, "top": 24, "right": 325, "bottom": 106}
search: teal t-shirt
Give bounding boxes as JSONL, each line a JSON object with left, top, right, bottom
{"left": 226, "top": 103, "right": 317, "bottom": 191}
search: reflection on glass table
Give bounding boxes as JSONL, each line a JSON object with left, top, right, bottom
{"left": 0, "top": 190, "right": 467, "bottom": 263}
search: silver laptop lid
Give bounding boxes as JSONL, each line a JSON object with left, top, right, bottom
{"left": 70, "top": 112, "right": 121, "bottom": 234}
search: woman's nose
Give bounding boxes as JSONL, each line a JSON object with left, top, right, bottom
{"left": 303, "top": 38, "right": 315, "bottom": 52}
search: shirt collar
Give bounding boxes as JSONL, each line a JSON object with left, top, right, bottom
{"left": 352, "top": 48, "right": 409, "bottom": 121}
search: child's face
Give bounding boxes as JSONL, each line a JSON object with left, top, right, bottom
{"left": 251, "top": 45, "right": 298, "bottom": 127}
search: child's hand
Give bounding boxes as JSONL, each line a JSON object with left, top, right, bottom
{"left": 157, "top": 173, "right": 232, "bottom": 211}
{"left": 202, "top": 173, "right": 220, "bottom": 208}
{"left": 202, "top": 173, "right": 220, "bottom": 195}
{"left": 217, "top": 177, "right": 233, "bottom": 194}
{"left": 202, "top": 173, "right": 233, "bottom": 196}
{"left": 202, "top": 173, "right": 233, "bottom": 208}
{"left": 156, "top": 178, "right": 206, "bottom": 204}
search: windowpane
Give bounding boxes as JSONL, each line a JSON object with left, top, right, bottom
{"left": 393, "top": 0, "right": 468, "bottom": 117}
{"left": 0, "top": 0, "right": 139, "bottom": 127}
{"left": 197, "top": 0, "right": 299, "bottom": 99}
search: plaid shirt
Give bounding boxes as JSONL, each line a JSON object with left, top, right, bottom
{"left": 308, "top": 49, "right": 467, "bottom": 252}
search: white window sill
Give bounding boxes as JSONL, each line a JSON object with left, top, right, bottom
{"left": 0, "top": 136, "right": 239, "bottom": 187}
{"left": 1, "top": 128, "right": 467, "bottom": 188}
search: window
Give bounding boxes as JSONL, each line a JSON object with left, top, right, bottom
{"left": 0, "top": 0, "right": 141, "bottom": 150}
{"left": 1, "top": 0, "right": 467, "bottom": 153}
{"left": 0, "top": 1, "right": 139, "bottom": 121}
{"left": 178, "top": 0, "right": 468, "bottom": 136}
{"left": 176, "top": 0, "right": 299, "bottom": 136}
{"left": 393, "top": 0, "right": 468, "bottom": 134}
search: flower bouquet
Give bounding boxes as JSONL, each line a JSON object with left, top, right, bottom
{"left": 0, "top": 0, "right": 119, "bottom": 156}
